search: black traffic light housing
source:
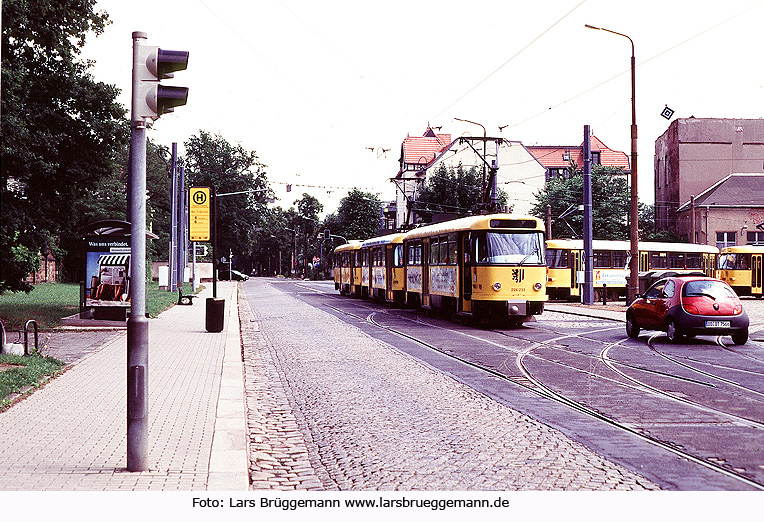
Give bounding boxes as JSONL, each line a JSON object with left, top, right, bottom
{"left": 132, "top": 38, "right": 189, "bottom": 123}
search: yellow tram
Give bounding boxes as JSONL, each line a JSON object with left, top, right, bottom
{"left": 360, "top": 233, "right": 406, "bottom": 303}
{"left": 546, "top": 239, "right": 718, "bottom": 301}
{"left": 403, "top": 214, "right": 547, "bottom": 324}
{"left": 717, "top": 245, "right": 764, "bottom": 296}
{"left": 333, "top": 240, "right": 362, "bottom": 297}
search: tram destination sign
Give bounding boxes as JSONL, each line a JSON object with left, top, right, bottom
{"left": 189, "top": 187, "right": 211, "bottom": 242}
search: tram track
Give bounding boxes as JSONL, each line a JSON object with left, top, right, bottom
{"left": 297, "top": 283, "right": 764, "bottom": 489}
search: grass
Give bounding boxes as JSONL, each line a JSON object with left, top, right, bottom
{"left": 0, "top": 281, "right": 199, "bottom": 331}
{"left": 0, "top": 353, "right": 65, "bottom": 410}
{"left": 0, "top": 281, "right": 200, "bottom": 408}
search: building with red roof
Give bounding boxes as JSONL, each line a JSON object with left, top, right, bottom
{"left": 526, "top": 135, "right": 630, "bottom": 181}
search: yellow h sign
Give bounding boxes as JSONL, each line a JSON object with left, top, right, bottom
{"left": 189, "top": 187, "right": 211, "bottom": 241}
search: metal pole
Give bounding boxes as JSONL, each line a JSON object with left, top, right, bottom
{"left": 585, "top": 24, "right": 638, "bottom": 302}
{"left": 212, "top": 187, "right": 218, "bottom": 298}
{"left": 177, "top": 165, "right": 185, "bottom": 292}
{"left": 583, "top": 125, "right": 594, "bottom": 305}
{"left": 127, "top": 31, "right": 149, "bottom": 472}
{"left": 169, "top": 143, "right": 178, "bottom": 292}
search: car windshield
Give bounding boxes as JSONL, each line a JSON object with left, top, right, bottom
{"left": 683, "top": 280, "right": 737, "bottom": 299}
{"left": 475, "top": 232, "right": 545, "bottom": 265}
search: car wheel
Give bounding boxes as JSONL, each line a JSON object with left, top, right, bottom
{"left": 626, "top": 313, "right": 640, "bottom": 339}
{"left": 732, "top": 329, "right": 748, "bottom": 345}
{"left": 666, "top": 318, "right": 682, "bottom": 343}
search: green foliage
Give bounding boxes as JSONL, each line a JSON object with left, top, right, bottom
{"left": 1, "top": 0, "right": 128, "bottom": 291}
{"left": 530, "top": 166, "right": 630, "bottom": 239}
{"left": 183, "top": 131, "right": 270, "bottom": 272}
{"left": 330, "top": 189, "right": 382, "bottom": 241}
{"left": 414, "top": 164, "right": 509, "bottom": 221}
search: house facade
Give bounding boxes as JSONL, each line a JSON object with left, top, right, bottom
{"left": 655, "top": 117, "right": 764, "bottom": 245}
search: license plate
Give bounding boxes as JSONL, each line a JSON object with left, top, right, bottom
{"left": 705, "top": 320, "right": 730, "bottom": 328}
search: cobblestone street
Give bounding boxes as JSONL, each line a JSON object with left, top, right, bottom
{"left": 239, "top": 281, "right": 659, "bottom": 491}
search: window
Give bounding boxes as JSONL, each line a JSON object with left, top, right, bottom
{"left": 663, "top": 280, "right": 675, "bottom": 298}
{"left": 747, "top": 231, "right": 764, "bottom": 245}
{"left": 393, "top": 244, "right": 404, "bottom": 267}
{"left": 448, "top": 234, "right": 458, "bottom": 265}
{"left": 430, "top": 239, "right": 440, "bottom": 264}
{"left": 612, "top": 251, "right": 628, "bottom": 269}
{"left": 546, "top": 249, "right": 569, "bottom": 268}
{"left": 649, "top": 252, "right": 668, "bottom": 269}
{"left": 593, "top": 251, "right": 612, "bottom": 268}
{"left": 685, "top": 253, "right": 703, "bottom": 269}
{"left": 668, "top": 252, "right": 685, "bottom": 269}
{"left": 716, "top": 232, "right": 736, "bottom": 250}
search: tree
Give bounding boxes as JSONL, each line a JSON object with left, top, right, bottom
{"left": 415, "top": 164, "right": 509, "bottom": 222}
{"left": 183, "top": 131, "right": 270, "bottom": 271}
{"left": 330, "top": 189, "right": 382, "bottom": 241}
{"left": 293, "top": 194, "right": 323, "bottom": 278}
{"left": 530, "top": 166, "right": 630, "bottom": 240}
{"left": 1, "top": 0, "right": 128, "bottom": 291}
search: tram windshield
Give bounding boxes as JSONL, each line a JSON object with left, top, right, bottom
{"left": 718, "top": 253, "right": 749, "bottom": 270}
{"left": 475, "top": 231, "right": 545, "bottom": 265}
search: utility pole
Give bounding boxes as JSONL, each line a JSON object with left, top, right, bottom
{"left": 582, "top": 125, "right": 593, "bottom": 305}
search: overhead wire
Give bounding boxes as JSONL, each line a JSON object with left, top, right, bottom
{"left": 428, "top": 0, "right": 589, "bottom": 123}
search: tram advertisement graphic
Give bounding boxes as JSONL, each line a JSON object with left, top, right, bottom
{"left": 85, "top": 237, "right": 131, "bottom": 307}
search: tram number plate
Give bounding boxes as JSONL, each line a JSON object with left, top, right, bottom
{"left": 705, "top": 320, "right": 730, "bottom": 328}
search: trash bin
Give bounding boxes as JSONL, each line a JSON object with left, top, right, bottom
{"left": 206, "top": 298, "right": 225, "bottom": 332}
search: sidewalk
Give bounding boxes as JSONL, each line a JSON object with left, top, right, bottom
{"left": 0, "top": 282, "right": 248, "bottom": 491}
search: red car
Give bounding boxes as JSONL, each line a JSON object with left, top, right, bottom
{"left": 626, "top": 276, "right": 749, "bottom": 345}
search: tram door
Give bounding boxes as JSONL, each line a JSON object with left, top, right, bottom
{"left": 460, "top": 234, "right": 472, "bottom": 313}
{"left": 571, "top": 249, "right": 582, "bottom": 297}
{"left": 422, "top": 239, "right": 431, "bottom": 308}
{"left": 752, "top": 254, "right": 763, "bottom": 295}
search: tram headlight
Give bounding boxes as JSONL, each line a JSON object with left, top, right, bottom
{"left": 533, "top": 282, "right": 543, "bottom": 291}
{"left": 492, "top": 282, "right": 502, "bottom": 291}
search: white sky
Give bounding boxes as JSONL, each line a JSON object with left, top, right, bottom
{"left": 82, "top": 0, "right": 764, "bottom": 214}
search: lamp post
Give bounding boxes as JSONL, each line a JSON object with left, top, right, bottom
{"left": 585, "top": 24, "right": 639, "bottom": 303}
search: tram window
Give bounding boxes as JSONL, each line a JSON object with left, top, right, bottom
{"left": 355, "top": 251, "right": 361, "bottom": 266}
{"left": 669, "top": 252, "right": 685, "bottom": 269}
{"left": 430, "top": 239, "right": 440, "bottom": 264}
{"left": 448, "top": 234, "right": 458, "bottom": 265}
{"left": 546, "top": 249, "right": 569, "bottom": 268}
{"left": 362, "top": 250, "right": 369, "bottom": 267}
{"left": 393, "top": 244, "right": 404, "bottom": 267}
{"left": 686, "top": 253, "right": 702, "bottom": 269}
{"left": 612, "top": 251, "right": 628, "bottom": 269}
{"left": 593, "top": 251, "right": 612, "bottom": 268}
{"left": 649, "top": 252, "right": 668, "bottom": 269}
{"left": 439, "top": 237, "right": 449, "bottom": 265}
{"left": 475, "top": 232, "right": 544, "bottom": 264}
{"left": 718, "top": 254, "right": 735, "bottom": 270}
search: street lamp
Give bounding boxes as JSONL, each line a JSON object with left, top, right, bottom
{"left": 585, "top": 24, "right": 639, "bottom": 303}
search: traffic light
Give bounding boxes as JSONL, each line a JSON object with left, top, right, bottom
{"left": 132, "top": 35, "right": 189, "bottom": 123}
{"left": 324, "top": 229, "right": 331, "bottom": 240}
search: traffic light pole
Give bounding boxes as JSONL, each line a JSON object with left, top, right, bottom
{"left": 127, "top": 31, "right": 150, "bottom": 472}
{"left": 127, "top": 30, "right": 189, "bottom": 471}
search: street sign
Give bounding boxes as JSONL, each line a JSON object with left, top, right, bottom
{"left": 189, "top": 187, "right": 211, "bottom": 241}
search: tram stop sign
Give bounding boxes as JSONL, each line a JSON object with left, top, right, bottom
{"left": 189, "top": 187, "right": 211, "bottom": 241}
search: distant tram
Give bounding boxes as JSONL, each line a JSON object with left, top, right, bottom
{"left": 717, "top": 245, "right": 764, "bottom": 297}
{"left": 335, "top": 214, "right": 548, "bottom": 326}
{"left": 546, "top": 239, "right": 718, "bottom": 301}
